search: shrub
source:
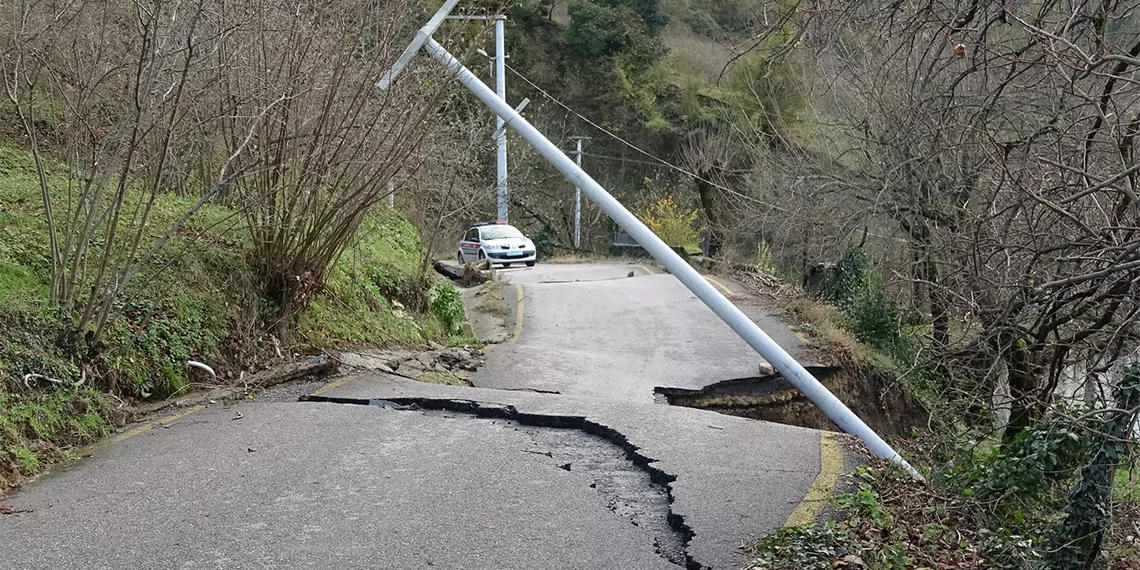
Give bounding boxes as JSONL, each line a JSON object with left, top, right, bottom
{"left": 430, "top": 281, "right": 465, "bottom": 335}
{"left": 638, "top": 194, "right": 701, "bottom": 247}
{"left": 821, "top": 246, "right": 908, "bottom": 352}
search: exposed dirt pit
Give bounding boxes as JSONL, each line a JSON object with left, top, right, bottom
{"left": 654, "top": 366, "right": 928, "bottom": 437}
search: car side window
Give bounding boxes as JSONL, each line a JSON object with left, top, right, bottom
{"left": 464, "top": 229, "right": 478, "bottom": 242}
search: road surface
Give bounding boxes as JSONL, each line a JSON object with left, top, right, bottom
{"left": 473, "top": 262, "right": 803, "bottom": 401}
{"left": 0, "top": 262, "right": 843, "bottom": 570}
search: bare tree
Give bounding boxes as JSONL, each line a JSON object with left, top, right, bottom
{"left": 217, "top": 0, "right": 480, "bottom": 323}
{"left": 0, "top": 0, "right": 261, "bottom": 357}
{"left": 723, "top": 1, "right": 1140, "bottom": 447}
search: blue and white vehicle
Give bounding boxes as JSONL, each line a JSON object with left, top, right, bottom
{"left": 457, "top": 222, "right": 537, "bottom": 268}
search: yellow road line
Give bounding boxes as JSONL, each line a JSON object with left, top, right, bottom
{"left": 76, "top": 405, "right": 205, "bottom": 458}
{"left": 704, "top": 275, "right": 735, "bottom": 297}
{"left": 783, "top": 432, "right": 842, "bottom": 527}
{"left": 511, "top": 283, "right": 525, "bottom": 343}
{"left": 636, "top": 264, "right": 656, "bottom": 275}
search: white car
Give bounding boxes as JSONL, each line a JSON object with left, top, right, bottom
{"left": 458, "top": 222, "right": 537, "bottom": 267}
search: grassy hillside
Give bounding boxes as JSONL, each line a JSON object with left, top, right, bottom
{"left": 0, "top": 145, "right": 455, "bottom": 488}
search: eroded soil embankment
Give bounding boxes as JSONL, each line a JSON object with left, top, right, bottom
{"left": 655, "top": 366, "right": 927, "bottom": 437}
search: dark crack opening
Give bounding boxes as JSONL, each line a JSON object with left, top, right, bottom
{"left": 300, "top": 394, "right": 707, "bottom": 570}
{"left": 654, "top": 365, "right": 927, "bottom": 437}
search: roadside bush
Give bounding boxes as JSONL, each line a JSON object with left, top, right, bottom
{"left": 430, "top": 281, "right": 465, "bottom": 334}
{"left": 638, "top": 194, "right": 701, "bottom": 247}
{"left": 820, "top": 246, "right": 909, "bottom": 354}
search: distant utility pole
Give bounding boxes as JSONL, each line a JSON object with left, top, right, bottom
{"left": 387, "top": 180, "right": 395, "bottom": 208}
{"left": 455, "top": 14, "right": 509, "bottom": 222}
{"left": 570, "top": 136, "right": 590, "bottom": 248}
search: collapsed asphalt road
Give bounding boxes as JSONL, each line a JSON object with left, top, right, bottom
{"left": 0, "top": 262, "right": 848, "bottom": 570}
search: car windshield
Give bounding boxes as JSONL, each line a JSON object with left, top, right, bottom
{"left": 480, "top": 226, "right": 524, "bottom": 240}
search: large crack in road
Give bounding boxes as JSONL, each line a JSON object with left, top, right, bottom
{"left": 301, "top": 394, "right": 705, "bottom": 570}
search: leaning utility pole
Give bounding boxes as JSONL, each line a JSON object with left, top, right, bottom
{"left": 570, "top": 136, "right": 590, "bottom": 249}
{"left": 375, "top": 0, "right": 920, "bottom": 478}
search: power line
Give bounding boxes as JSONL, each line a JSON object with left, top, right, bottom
{"left": 504, "top": 62, "right": 785, "bottom": 213}
{"left": 583, "top": 151, "right": 752, "bottom": 173}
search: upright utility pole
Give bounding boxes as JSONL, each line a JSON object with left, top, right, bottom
{"left": 571, "top": 137, "right": 588, "bottom": 248}
{"left": 493, "top": 18, "right": 508, "bottom": 223}
{"left": 444, "top": 14, "right": 509, "bottom": 222}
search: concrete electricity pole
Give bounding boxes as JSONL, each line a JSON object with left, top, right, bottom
{"left": 494, "top": 18, "right": 508, "bottom": 222}
{"left": 571, "top": 137, "right": 590, "bottom": 249}
{"left": 451, "top": 15, "right": 509, "bottom": 222}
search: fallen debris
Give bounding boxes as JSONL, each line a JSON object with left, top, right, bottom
{"left": 332, "top": 345, "right": 485, "bottom": 387}
{"left": 433, "top": 259, "right": 490, "bottom": 287}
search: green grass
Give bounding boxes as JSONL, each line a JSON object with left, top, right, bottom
{"left": 298, "top": 210, "right": 449, "bottom": 346}
{"left": 474, "top": 279, "right": 510, "bottom": 317}
{"left": 0, "top": 387, "right": 114, "bottom": 483}
{"left": 0, "top": 143, "right": 458, "bottom": 487}
{"left": 7, "top": 446, "right": 40, "bottom": 475}
{"left": 1115, "top": 465, "right": 1140, "bottom": 501}
{"left": 447, "top": 334, "right": 483, "bottom": 347}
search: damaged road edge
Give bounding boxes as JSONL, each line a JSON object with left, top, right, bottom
{"left": 300, "top": 393, "right": 710, "bottom": 570}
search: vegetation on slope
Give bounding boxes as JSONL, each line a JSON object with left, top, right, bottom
{"left": 0, "top": 145, "right": 459, "bottom": 489}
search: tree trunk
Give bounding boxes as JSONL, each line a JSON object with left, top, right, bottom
{"left": 1003, "top": 335, "right": 1043, "bottom": 446}
{"left": 695, "top": 173, "right": 721, "bottom": 257}
{"left": 1049, "top": 364, "right": 1140, "bottom": 569}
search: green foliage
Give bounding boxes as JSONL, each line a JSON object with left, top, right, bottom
{"left": 565, "top": 1, "right": 637, "bottom": 57}
{"left": 298, "top": 211, "right": 446, "bottom": 346}
{"left": 722, "top": 25, "right": 805, "bottom": 141}
{"left": 447, "top": 334, "right": 482, "bottom": 347}
{"left": 820, "top": 246, "right": 910, "bottom": 354}
{"left": 8, "top": 446, "right": 39, "bottom": 474}
{"left": 104, "top": 296, "right": 227, "bottom": 399}
{"left": 820, "top": 246, "right": 868, "bottom": 306}
{"left": 0, "top": 261, "right": 38, "bottom": 300}
{"left": 1, "top": 387, "right": 113, "bottom": 479}
{"left": 638, "top": 194, "right": 701, "bottom": 246}
{"left": 0, "top": 141, "right": 447, "bottom": 484}
{"left": 753, "top": 241, "right": 777, "bottom": 274}
{"left": 942, "top": 409, "right": 1091, "bottom": 516}
{"left": 747, "top": 525, "right": 840, "bottom": 570}
{"left": 836, "top": 482, "right": 887, "bottom": 525}
{"left": 0, "top": 304, "right": 81, "bottom": 387}
{"left": 606, "top": 0, "right": 668, "bottom": 34}
{"left": 430, "top": 281, "right": 465, "bottom": 335}
{"left": 682, "top": 8, "right": 720, "bottom": 35}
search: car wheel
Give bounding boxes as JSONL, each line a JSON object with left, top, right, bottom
{"left": 525, "top": 261, "right": 536, "bottom": 267}
{"left": 458, "top": 251, "right": 464, "bottom": 265}
{"left": 478, "top": 250, "right": 486, "bottom": 260}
